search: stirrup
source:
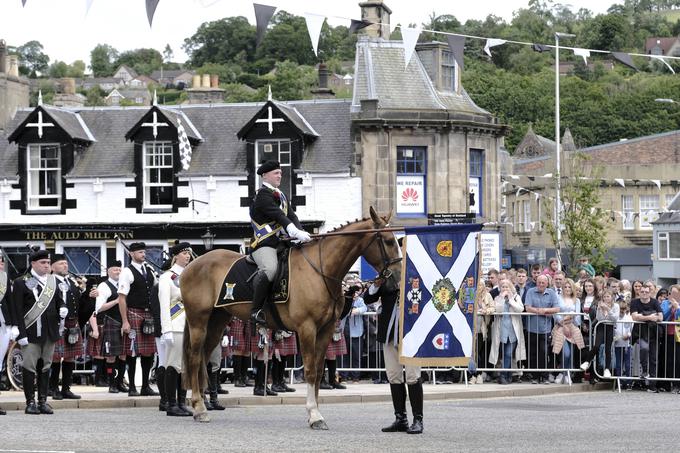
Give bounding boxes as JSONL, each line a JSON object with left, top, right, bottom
{"left": 251, "top": 309, "right": 266, "bottom": 325}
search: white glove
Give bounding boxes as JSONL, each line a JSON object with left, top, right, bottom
{"left": 17, "top": 337, "right": 29, "bottom": 346}
{"left": 161, "top": 331, "right": 174, "bottom": 344}
{"left": 221, "top": 335, "right": 230, "bottom": 347}
{"left": 10, "top": 326, "right": 20, "bottom": 341}
{"left": 286, "top": 224, "right": 312, "bottom": 243}
{"left": 59, "top": 306, "right": 69, "bottom": 319}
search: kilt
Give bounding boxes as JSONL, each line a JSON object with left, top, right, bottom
{"left": 273, "top": 332, "right": 298, "bottom": 356}
{"left": 102, "top": 316, "right": 123, "bottom": 357}
{"left": 85, "top": 323, "right": 104, "bottom": 357}
{"left": 124, "top": 308, "right": 156, "bottom": 357}
{"left": 325, "top": 330, "right": 347, "bottom": 359}
{"left": 229, "top": 318, "right": 247, "bottom": 352}
{"left": 52, "top": 319, "right": 84, "bottom": 362}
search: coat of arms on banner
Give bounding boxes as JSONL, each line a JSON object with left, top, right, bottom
{"left": 399, "top": 224, "right": 483, "bottom": 366}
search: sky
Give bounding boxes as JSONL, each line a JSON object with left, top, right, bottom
{"left": 0, "top": 0, "right": 623, "bottom": 68}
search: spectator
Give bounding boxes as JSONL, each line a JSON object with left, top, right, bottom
{"left": 619, "top": 279, "right": 632, "bottom": 303}
{"left": 488, "top": 279, "right": 525, "bottom": 385}
{"left": 613, "top": 300, "right": 633, "bottom": 390}
{"left": 524, "top": 274, "right": 560, "bottom": 384}
{"left": 581, "top": 278, "right": 600, "bottom": 315}
{"left": 515, "top": 268, "right": 530, "bottom": 301}
{"left": 553, "top": 271, "right": 566, "bottom": 296}
{"left": 541, "top": 258, "right": 560, "bottom": 279}
{"left": 580, "top": 290, "right": 619, "bottom": 379}
{"left": 346, "top": 285, "right": 367, "bottom": 383}
{"left": 631, "top": 280, "right": 644, "bottom": 300}
{"left": 487, "top": 269, "right": 500, "bottom": 299}
{"left": 631, "top": 285, "right": 663, "bottom": 392}
{"left": 529, "top": 264, "right": 541, "bottom": 287}
{"left": 660, "top": 285, "right": 680, "bottom": 393}
{"left": 578, "top": 256, "right": 596, "bottom": 278}
{"left": 576, "top": 269, "right": 589, "bottom": 286}
{"left": 552, "top": 278, "right": 584, "bottom": 384}
{"left": 507, "top": 268, "right": 518, "bottom": 286}
{"left": 470, "top": 283, "right": 495, "bottom": 384}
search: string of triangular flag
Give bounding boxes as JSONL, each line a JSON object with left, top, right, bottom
{"left": 21, "top": 0, "right": 162, "bottom": 27}
{"left": 503, "top": 174, "right": 669, "bottom": 189}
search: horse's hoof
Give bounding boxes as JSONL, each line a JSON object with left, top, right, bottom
{"left": 310, "top": 420, "right": 329, "bottom": 430}
{"left": 194, "top": 412, "right": 211, "bottom": 423}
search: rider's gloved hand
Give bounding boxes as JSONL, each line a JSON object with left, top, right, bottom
{"left": 286, "top": 224, "right": 312, "bottom": 243}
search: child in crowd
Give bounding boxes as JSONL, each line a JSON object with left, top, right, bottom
{"left": 613, "top": 300, "right": 633, "bottom": 389}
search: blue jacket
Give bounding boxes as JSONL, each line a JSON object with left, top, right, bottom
{"left": 348, "top": 296, "right": 367, "bottom": 338}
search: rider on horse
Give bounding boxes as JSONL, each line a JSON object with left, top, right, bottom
{"left": 250, "top": 160, "right": 312, "bottom": 324}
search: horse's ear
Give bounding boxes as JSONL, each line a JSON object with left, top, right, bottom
{"left": 369, "top": 206, "right": 381, "bottom": 227}
{"left": 382, "top": 208, "right": 393, "bottom": 224}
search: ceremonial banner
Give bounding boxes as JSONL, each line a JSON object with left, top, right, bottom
{"left": 399, "top": 224, "right": 483, "bottom": 366}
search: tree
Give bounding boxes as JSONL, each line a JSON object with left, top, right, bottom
{"left": 261, "top": 60, "right": 316, "bottom": 100}
{"left": 48, "top": 60, "right": 69, "bottom": 78}
{"left": 542, "top": 153, "right": 615, "bottom": 275}
{"left": 113, "top": 48, "right": 163, "bottom": 76}
{"left": 68, "top": 60, "right": 86, "bottom": 78}
{"left": 90, "top": 44, "right": 118, "bottom": 77}
{"left": 183, "top": 16, "right": 257, "bottom": 68}
{"left": 16, "top": 40, "right": 49, "bottom": 77}
{"left": 163, "top": 44, "right": 174, "bottom": 64}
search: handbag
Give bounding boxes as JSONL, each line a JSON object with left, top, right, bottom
{"left": 142, "top": 318, "right": 155, "bottom": 335}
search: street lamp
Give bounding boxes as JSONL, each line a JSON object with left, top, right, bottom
{"left": 554, "top": 31, "right": 576, "bottom": 267}
{"left": 201, "top": 228, "right": 215, "bottom": 251}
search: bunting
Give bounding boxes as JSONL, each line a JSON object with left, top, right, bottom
{"left": 85, "top": 0, "right": 94, "bottom": 16}
{"left": 145, "top": 0, "right": 159, "bottom": 27}
{"left": 573, "top": 48, "right": 590, "bottom": 65}
{"left": 447, "top": 35, "right": 466, "bottom": 70}
{"left": 349, "top": 19, "right": 372, "bottom": 35}
{"left": 484, "top": 38, "right": 506, "bottom": 57}
{"left": 303, "top": 13, "right": 326, "bottom": 57}
{"left": 651, "top": 55, "right": 675, "bottom": 74}
{"left": 401, "top": 26, "right": 421, "bottom": 68}
{"left": 532, "top": 43, "right": 550, "bottom": 53}
{"left": 612, "top": 52, "right": 638, "bottom": 71}
{"left": 254, "top": 3, "right": 277, "bottom": 46}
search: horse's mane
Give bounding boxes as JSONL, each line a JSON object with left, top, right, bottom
{"left": 328, "top": 217, "right": 373, "bottom": 233}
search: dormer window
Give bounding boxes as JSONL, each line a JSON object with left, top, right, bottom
{"left": 27, "top": 143, "right": 61, "bottom": 211}
{"left": 441, "top": 50, "right": 457, "bottom": 92}
{"left": 256, "top": 139, "right": 292, "bottom": 194}
{"left": 143, "top": 141, "right": 174, "bottom": 209}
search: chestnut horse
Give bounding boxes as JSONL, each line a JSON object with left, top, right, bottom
{"left": 180, "top": 207, "right": 402, "bottom": 428}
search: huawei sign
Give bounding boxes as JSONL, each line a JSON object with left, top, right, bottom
{"left": 401, "top": 187, "right": 419, "bottom": 202}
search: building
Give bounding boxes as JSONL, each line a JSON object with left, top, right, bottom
{"left": 0, "top": 39, "right": 29, "bottom": 133}
{"left": 112, "top": 65, "right": 138, "bottom": 83}
{"left": 652, "top": 192, "right": 680, "bottom": 286}
{"left": 105, "top": 88, "right": 152, "bottom": 106}
{"left": 504, "top": 129, "right": 680, "bottom": 280}
{"left": 645, "top": 37, "right": 680, "bottom": 56}
{"left": 150, "top": 69, "right": 195, "bottom": 88}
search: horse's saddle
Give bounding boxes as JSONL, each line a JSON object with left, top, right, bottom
{"left": 214, "top": 248, "right": 290, "bottom": 308}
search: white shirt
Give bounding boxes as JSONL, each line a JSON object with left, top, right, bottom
{"left": 95, "top": 278, "right": 119, "bottom": 313}
{"left": 117, "top": 261, "right": 146, "bottom": 296}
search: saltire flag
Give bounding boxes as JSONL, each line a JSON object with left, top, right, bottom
{"left": 399, "top": 223, "right": 483, "bottom": 366}
{"left": 177, "top": 117, "right": 192, "bottom": 171}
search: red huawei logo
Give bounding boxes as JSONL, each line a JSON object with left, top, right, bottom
{"left": 402, "top": 187, "right": 418, "bottom": 202}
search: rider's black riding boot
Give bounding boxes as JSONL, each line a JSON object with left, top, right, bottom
{"left": 406, "top": 381, "right": 424, "bottom": 434}
{"left": 23, "top": 369, "right": 40, "bottom": 415}
{"left": 250, "top": 271, "right": 270, "bottom": 324}
{"left": 208, "top": 366, "right": 226, "bottom": 410}
{"left": 156, "top": 366, "right": 167, "bottom": 411}
{"left": 37, "top": 370, "right": 54, "bottom": 414}
{"left": 382, "top": 383, "right": 408, "bottom": 432}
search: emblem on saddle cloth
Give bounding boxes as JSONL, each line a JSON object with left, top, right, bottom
{"left": 214, "top": 254, "right": 291, "bottom": 308}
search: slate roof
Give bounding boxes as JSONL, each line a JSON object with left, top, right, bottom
{"left": 237, "top": 101, "right": 320, "bottom": 140}
{"left": 0, "top": 99, "right": 353, "bottom": 179}
{"left": 6, "top": 106, "right": 94, "bottom": 144}
{"left": 352, "top": 38, "right": 490, "bottom": 117}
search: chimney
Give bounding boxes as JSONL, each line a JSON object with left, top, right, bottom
{"left": 61, "top": 77, "right": 76, "bottom": 95}
{"left": 192, "top": 74, "right": 201, "bottom": 88}
{"left": 210, "top": 74, "right": 219, "bottom": 88}
{"left": 359, "top": 1, "right": 391, "bottom": 40}
{"left": 310, "top": 63, "right": 335, "bottom": 99}
{"left": 186, "top": 74, "right": 225, "bottom": 104}
{"left": 8, "top": 55, "right": 19, "bottom": 77}
{"left": 201, "top": 73, "right": 211, "bottom": 88}
{"left": 0, "top": 39, "right": 6, "bottom": 73}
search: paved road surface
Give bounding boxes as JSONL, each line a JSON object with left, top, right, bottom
{"left": 1, "top": 391, "right": 676, "bottom": 452}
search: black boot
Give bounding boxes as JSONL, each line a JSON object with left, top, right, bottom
{"left": 319, "top": 366, "right": 333, "bottom": 390}
{"left": 140, "top": 356, "right": 158, "bottom": 396}
{"left": 61, "top": 361, "right": 81, "bottom": 399}
{"left": 253, "top": 360, "right": 277, "bottom": 396}
{"left": 209, "top": 367, "right": 226, "bottom": 410}
{"left": 242, "top": 357, "right": 253, "bottom": 387}
{"left": 327, "top": 359, "right": 346, "bottom": 389}
{"left": 406, "top": 382, "right": 424, "bottom": 434}
{"left": 250, "top": 271, "right": 270, "bottom": 324}
{"left": 116, "top": 358, "right": 129, "bottom": 393}
{"left": 23, "top": 369, "right": 40, "bottom": 415}
{"left": 165, "top": 367, "right": 189, "bottom": 417}
{"left": 382, "top": 383, "right": 408, "bottom": 432}
{"left": 156, "top": 366, "right": 167, "bottom": 411}
{"left": 126, "top": 356, "right": 139, "bottom": 396}
{"left": 270, "top": 359, "right": 287, "bottom": 393}
{"left": 49, "top": 362, "right": 62, "bottom": 400}
{"left": 204, "top": 366, "right": 215, "bottom": 410}
{"left": 233, "top": 356, "right": 246, "bottom": 388}
{"left": 107, "top": 362, "right": 119, "bottom": 393}
{"left": 38, "top": 370, "right": 54, "bottom": 414}
{"left": 94, "top": 358, "right": 108, "bottom": 387}
{"left": 177, "top": 375, "right": 192, "bottom": 416}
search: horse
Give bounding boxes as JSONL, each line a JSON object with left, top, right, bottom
{"left": 180, "top": 207, "right": 402, "bottom": 428}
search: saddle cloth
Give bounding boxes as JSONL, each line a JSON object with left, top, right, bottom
{"left": 214, "top": 249, "right": 291, "bottom": 308}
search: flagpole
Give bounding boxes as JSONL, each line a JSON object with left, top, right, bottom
{"left": 554, "top": 32, "right": 575, "bottom": 268}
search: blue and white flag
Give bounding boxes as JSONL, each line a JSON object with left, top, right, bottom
{"left": 399, "top": 224, "right": 482, "bottom": 366}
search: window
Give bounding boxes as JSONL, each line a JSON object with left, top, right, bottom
{"left": 143, "top": 141, "right": 174, "bottom": 209}
{"left": 256, "top": 140, "right": 292, "bottom": 195}
{"left": 469, "top": 149, "right": 484, "bottom": 216}
{"left": 523, "top": 200, "right": 532, "bottom": 232}
{"left": 27, "top": 144, "right": 61, "bottom": 211}
{"left": 61, "top": 247, "right": 102, "bottom": 276}
{"left": 666, "top": 194, "right": 676, "bottom": 209}
{"left": 441, "top": 50, "right": 457, "bottom": 92}
{"left": 536, "top": 197, "right": 542, "bottom": 231}
{"left": 639, "top": 195, "right": 660, "bottom": 229}
{"left": 396, "top": 146, "right": 427, "bottom": 217}
{"left": 658, "top": 232, "right": 680, "bottom": 260}
{"left": 122, "top": 245, "right": 166, "bottom": 270}
{"left": 622, "top": 195, "right": 634, "bottom": 230}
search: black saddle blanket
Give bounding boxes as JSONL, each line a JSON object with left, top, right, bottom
{"left": 214, "top": 252, "right": 290, "bottom": 308}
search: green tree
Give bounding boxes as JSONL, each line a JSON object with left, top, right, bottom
{"left": 113, "top": 48, "right": 163, "bottom": 75}
{"left": 90, "top": 44, "right": 118, "bottom": 77}
{"left": 84, "top": 86, "right": 107, "bottom": 106}
{"left": 68, "top": 60, "right": 86, "bottom": 78}
{"left": 183, "top": 16, "right": 256, "bottom": 68}
{"left": 48, "top": 60, "right": 69, "bottom": 78}
{"left": 163, "top": 44, "right": 174, "bottom": 64}
{"left": 261, "top": 60, "right": 316, "bottom": 100}
{"left": 542, "top": 153, "right": 615, "bottom": 275}
{"left": 17, "top": 40, "right": 49, "bottom": 77}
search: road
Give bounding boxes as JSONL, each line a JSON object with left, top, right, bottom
{"left": 1, "top": 391, "right": 676, "bottom": 452}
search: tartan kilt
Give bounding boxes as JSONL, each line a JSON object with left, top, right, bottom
{"left": 229, "top": 318, "right": 247, "bottom": 352}
{"left": 124, "top": 308, "right": 157, "bottom": 357}
{"left": 102, "top": 316, "right": 123, "bottom": 357}
{"left": 52, "top": 319, "right": 84, "bottom": 362}
{"left": 325, "top": 330, "right": 347, "bottom": 359}
{"left": 85, "top": 328, "right": 103, "bottom": 358}
{"left": 273, "top": 332, "right": 298, "bottom": 356}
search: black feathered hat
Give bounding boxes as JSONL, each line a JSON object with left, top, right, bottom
{"left": 107, "top": 260, "right": 122, "bottom": 269}
{"left": 29, "top": 247, "right": 50, "bottom": 262}
{"left": 169, "top": 240, "right": 192, "bottom": 257}
{"left": 128, "top": 242, "right": 146, "bottom": 252}
{"left": 257, "top": 160, "right": 280, "bottom": 175}
{"left": 51, "top": 254, "right": 67, "bottom": 264}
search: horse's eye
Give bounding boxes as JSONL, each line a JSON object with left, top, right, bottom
{"left": 384, "top": 239, "right": 396, "bottom": 246}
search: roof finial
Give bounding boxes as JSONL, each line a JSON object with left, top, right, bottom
{"left": 38, "top": 90, "right": 43, "bottom": 106}
{"left": 153, "top": 89, "right": 158, "bottom": 106}
{"left": 267, "top": 84, "right": 272, "bottom": 101}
